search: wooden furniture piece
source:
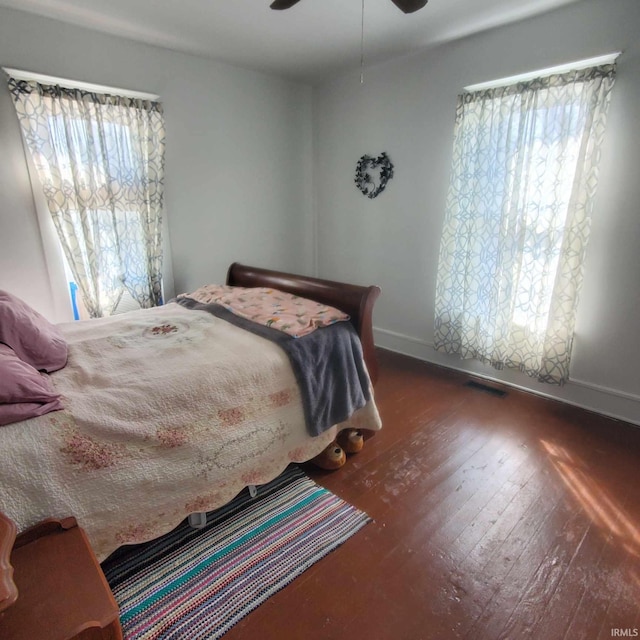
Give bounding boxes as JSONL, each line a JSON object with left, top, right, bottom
{"left": 227, "top": 262, "right": 382, "bottom": 384}
{"left": 0, "top": 513, "right": 122, "bottom": 640}
{"left": 0, "top": 264, "right": 383, "bottom": 563}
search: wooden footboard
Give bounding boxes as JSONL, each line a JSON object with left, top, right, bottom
{"left": 226, "top": 263, "right": 381, "bottom": 385}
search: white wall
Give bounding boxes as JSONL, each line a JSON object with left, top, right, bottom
{"left": 0, "top": 6, "right": 314, "bottom": 321}
{"left": 313, "top": 0, "right": 640, "bottom": 425}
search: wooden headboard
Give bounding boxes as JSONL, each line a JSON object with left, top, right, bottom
{"left": 226, "top": 263, "right": 381, "bottom": 385}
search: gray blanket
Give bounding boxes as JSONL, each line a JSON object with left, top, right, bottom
{"left": 176, "top": 297, "right": 370, "bottom": 436}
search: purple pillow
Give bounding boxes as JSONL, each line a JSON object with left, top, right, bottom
{"left": 0, "top": 290, "right": 67, "bottom": 372}
{"left": 0, "top": 344, "right": 63, "bottom": 426}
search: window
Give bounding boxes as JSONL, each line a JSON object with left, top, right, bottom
{"left": 7, "top": 72, "right": 165, "bottom": 318}
{"left": 434, "top": 62, "right": 616, "bottom": 384}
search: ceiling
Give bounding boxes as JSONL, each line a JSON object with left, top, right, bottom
{"left": 0, "top": 0, "right": 582, "bottom": 82}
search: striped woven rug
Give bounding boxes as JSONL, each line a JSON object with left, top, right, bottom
{"left": 102, "top": 465, "right": 370, "bottom": 639}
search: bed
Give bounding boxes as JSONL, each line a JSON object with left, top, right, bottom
{"left": 0, "top": 263, "right": 382, "bottom": 561}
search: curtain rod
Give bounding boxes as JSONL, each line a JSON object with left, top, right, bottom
{"left": 2, "top": 67, "right": 160, "bottom": 101}
{"left": 463, "top": 52, "right": 621, "bottom": 93}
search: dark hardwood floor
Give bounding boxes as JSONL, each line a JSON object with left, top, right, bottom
{"left": 225, "top": 349, "right": 640, "bottom": 640}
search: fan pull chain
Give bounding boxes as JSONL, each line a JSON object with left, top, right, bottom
{"left": 360, "top": 0, "right": 365, "bottom": 84}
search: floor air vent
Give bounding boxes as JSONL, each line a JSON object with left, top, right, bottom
{"left": 464, "top": 380, "right": 507, "bottom": 397}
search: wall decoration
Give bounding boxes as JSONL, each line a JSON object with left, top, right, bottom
{"left": 354, "top": 152, "right": 394, "bottom": 199}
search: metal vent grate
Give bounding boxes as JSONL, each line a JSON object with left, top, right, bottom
{"left": 464, "top": 380, "right": 507, "bottom": 397}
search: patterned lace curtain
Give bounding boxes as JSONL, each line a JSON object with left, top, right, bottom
{"left": 434, "top": 64, "right": 616, "bottom": 384}
{"left": 8, "top": 77, "right": 165, "bottom": 318}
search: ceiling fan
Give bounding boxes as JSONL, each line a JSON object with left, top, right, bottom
{"left": 270, "top": 0, "right": 428, "bottom": 14}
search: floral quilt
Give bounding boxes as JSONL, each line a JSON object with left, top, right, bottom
{"left": 0, "top": 303, "right": 381, "bottom": 561}
{"left": 178, "top": 285, "right": 349, "bottom": 337}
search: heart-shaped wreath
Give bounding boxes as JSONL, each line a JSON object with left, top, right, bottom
{"left": 354, "top": 152, "right": 394, "bottom": 199}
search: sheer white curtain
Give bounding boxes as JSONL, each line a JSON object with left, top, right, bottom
{"left": 434, "top": 65, "right": 616, "bottom": 384}
{"left": 8, "top": 77, "right": 165, "bottom": 318}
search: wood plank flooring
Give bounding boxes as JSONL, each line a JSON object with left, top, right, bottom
{"left": 224, "top": 349, "right": 640, "bottom": 640}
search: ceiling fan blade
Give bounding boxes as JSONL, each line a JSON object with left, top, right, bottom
{"left": 270, "top": 0, "right": 303, "bottom": 9}
{"left": 389, "top": 0, "right": 429, "bottom": 14}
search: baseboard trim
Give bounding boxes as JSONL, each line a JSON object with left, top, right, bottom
{"left": 373, "top": 326, "right": 640, "bottom": 428}
{"left": 568, "top": 377, "right": 640, "bottom": 404}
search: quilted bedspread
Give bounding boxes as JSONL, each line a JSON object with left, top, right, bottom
{"left": 0, "top": 303, "right": 381, "bottom": 561}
